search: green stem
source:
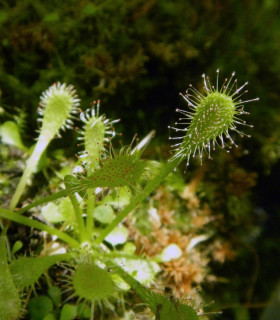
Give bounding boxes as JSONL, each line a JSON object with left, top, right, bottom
{"left": 94, "top": 158, "right": 181, "bottom": 244}
{"left": 10, "top": 137, "right": 49, "bottom": 210}
{"left": 0, "top": 235, "right": 7, "bottom": 261}
{"left": 69, "top": 195, "right": 87, "bottom": 243}
{"left": 91, "top": 302, "right": 95, "bottom": 320}
{"left": 86, "top": 189, "right": 95, "bottom": 241}
{"left": 0, "top": 207, "right": 80, "bottom": 248}
{"left": 17, "top": 190, "right": 69, "bottom": 214}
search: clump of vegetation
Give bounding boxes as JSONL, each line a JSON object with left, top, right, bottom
{"left": 0, "top": 70, "right": 258, "bottom": 319}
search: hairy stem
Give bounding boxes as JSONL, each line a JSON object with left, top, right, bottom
{"left": 17, "top": 190, "right": 69, "bottom": 214}
{"left": 69, "top": 195, "right": 87, "bottom": 243}
{"left": 0, "top": 207, "right": 80, "bottom": 248}
{"left": 86, "top": 189, "right": 95, "bottom": 241}
{"left": 10, "top": 138, "right": 49, "bottom": 210}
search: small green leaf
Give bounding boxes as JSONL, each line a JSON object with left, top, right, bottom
{"left": 0, "top": 121, "right": 26, "bottom": 150}
{"left": 111, "top": 273, "right": 130, "bottom": 291}
{"left": 77, "top": 303, "right": 91, "bottom": 318}
{"left": 48, "top": 286, "right": 62, "bottom": 306}
{"left": 58, "top": 197, "right": 76, "bottom": 224}
{"left": 43, "top": 313, "right": 56, "bottom": 320}
{"left": 94, "top": 204, "right": 116, "bottom": 224}
{"left": 41, "top": 198, "right": 75, "bottom": 224}
{"left": 41, "top": 202, "right": 61, "bottom": 223}
{"left": 59, "top": 304, "right": 77, "bottom": 320}
{"left": 123, "top": 242, "right": 136, "bottom": 254}
{"left": 28, "top": 296, "right": 53, "bottom": 320}
{"left": 64, "top": 175, "right": 79, "bottom": 189}
{"left": 11, "top": 240, "right": 23, "bottom": 255}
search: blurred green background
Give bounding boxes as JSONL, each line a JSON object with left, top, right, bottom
{"left": 0, "top": 1, "right": 280, "bottom": 319}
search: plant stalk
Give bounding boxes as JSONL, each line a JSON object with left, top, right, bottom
{"left": 86, "top": 189, "right": 95, "bottom": 241}
{"left": 17, "top": 190, "right": 69, "bottom": 214}
{"left": 69, "top": 194, "right": 87, "bottom": 243}
{"left": 0, "top": 207, "right": 80, "bottom": 248}
{"left": 9, "top": 137, "right": 49, "bottom": 210}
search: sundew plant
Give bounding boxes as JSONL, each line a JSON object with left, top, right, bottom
{"left": 0, "top": 70, "right": 258, "bottom": 320}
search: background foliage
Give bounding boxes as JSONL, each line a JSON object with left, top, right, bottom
{"left": 1, "top": 1, "right": 280, "bottom": 319}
